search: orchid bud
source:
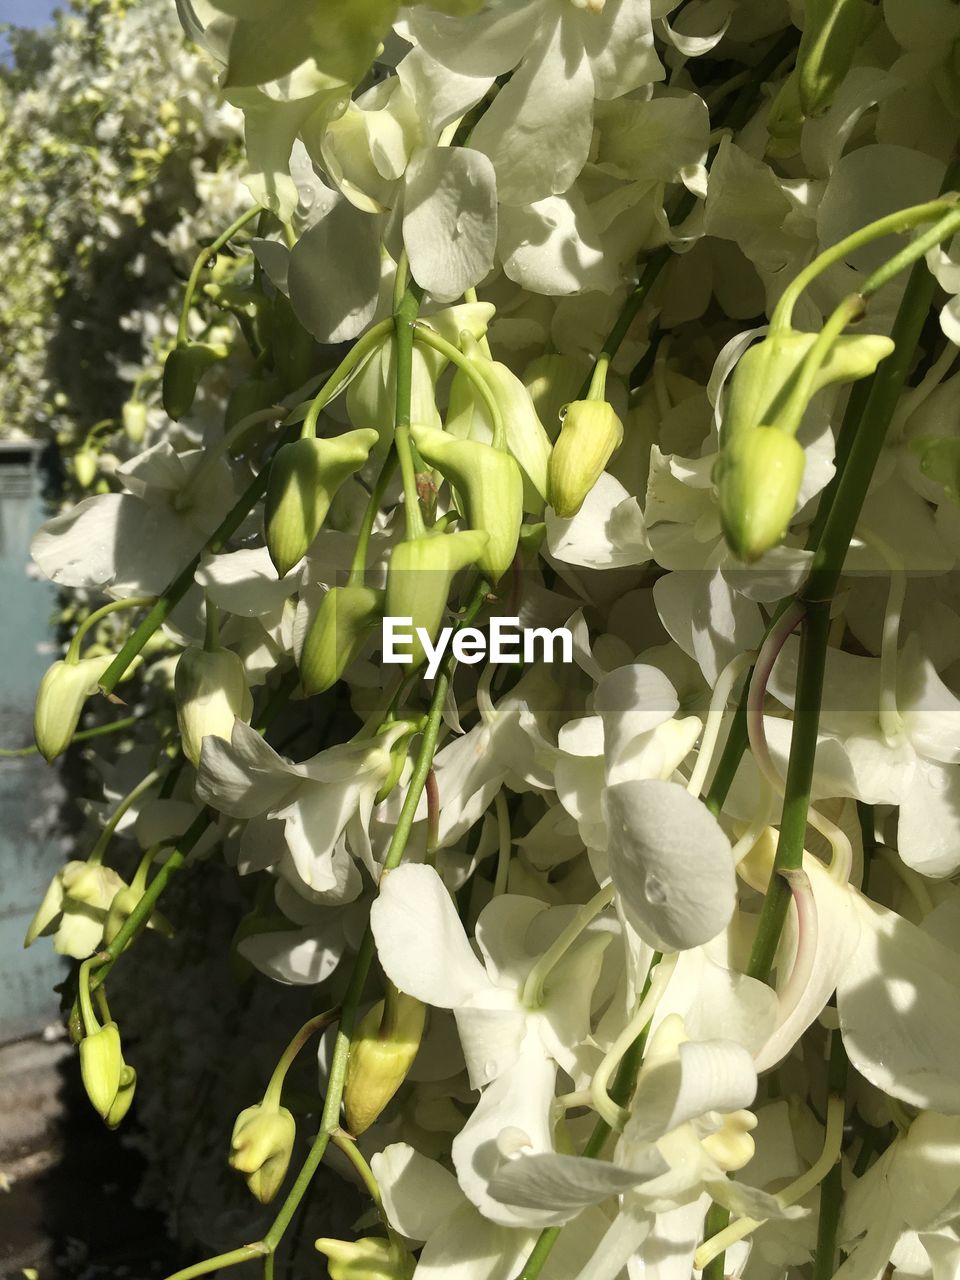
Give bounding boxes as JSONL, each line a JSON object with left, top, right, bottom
{"left": 716, "top": 425, "right": 807, "bottom": 562}
{"left": 410, "top": 424, "right": 524, "bottom": 584}
{"left": 162, "top": 342, "right": 230, "bottom": 421}
{"left": 23, "top": 867, "right": 67, "bottom": 948}
{"left": 122, "top": 399, "right": 148, "bottom": 443}
{"left": 80, "top": 1023, "right": 124, "bottom": 1120}
{"left": 265, "top": 429, "right": 378, "bottom": 576}
{"left": 548, "top": 400, "right": 624, "bottom": 518}
{"left": 103, "top": 883, "right": 173, "bottom": 948}
{"left": 315, "top": 1237, "right": 416, "bottom": 1280}
{"left": 271, "top": 291, "right": 317, "bottom": 392}
{"left": 106, "top": 1064, "right": 137, "bottom": 1130}
{"left": 175, "top": 645, "right": 253, "bottom": 767}
{"left": 229, "top": 1104, "right": 296, "bottom": 1204}
{"left": 28, "top": 861, "right": 128, "bottom": 959}
{"left": 343, "top": 992, "right": 426, "bottom": 1135}
{"left": 34, "top": 652, "right": 114, "bottom": 763}
{"left": 385, "top": 529, "right": 489, "bottom": 669}
{"left": 798, "top": 0, "right": 865, "bottom": 117}
{"left": 298, "top": 585, "right": 384, "bottom": 697}
{"left": 74, "top": 450, "right": 97, "bottom": 488}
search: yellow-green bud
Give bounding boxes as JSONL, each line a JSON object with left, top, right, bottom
{"left": 162, "top": 342, "right": 230, "bottom": 421}
{"left": 106, "top": 1064, "right": 137, "bottom": 1130}
{"left": 34, "top": 652, "right": 114, "bottom": 763}
{"left": 229, "top": 1104, "right": 297, "bottom": 1204}
{"left": 298, "top": 585, "right": 384, "bottom": 697}
{"left": 103, "top": 883, "right": 173, "bottom": 948}
{"left": 25, "top": 861, "right": 128, "bottom": 958}
{"left": 343, "top": 993, "right": 425, "bottom": 1135}
{"left": 385, "top": 529, "right": 489, "bottom": 669}
{"left": 410, "top": 424, "right": 524, "bottom": 584}
{"left": 798, "top": 0, "right": 865, "bottom": 117}
{"left": 265, "top": 429, "right": 378, "bottom": 576}
{"left": 74, "top": 450, "right": 98, "bottom": 488}
{"left": 314, "top": 1237, "right": 416, "bottom": 1280}
{"left": 80, "top": 1023, "right": 123, "bottom": 1120}
{"left": 716, "top": 425, "right": 807, "bottom": 562}
{"left": 122, "top": 399, "right": 148, "bottom": 443}
{"left": 174, "top": 646, "right": 253, "bottom": 767}
{"left": 547, "top": 400, "right": 624, "bottom": 518}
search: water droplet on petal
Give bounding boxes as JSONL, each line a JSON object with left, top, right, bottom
{"left": 644, "top": 873, "right": 667, "bottom": 906}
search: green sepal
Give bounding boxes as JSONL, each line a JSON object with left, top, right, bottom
{"left": 385, "top": 529, "right": 489, "bottom": 669}
{"left": 298, "top": 585, "right": 385, "bottom": 696}
{"left": 343, "top": 993, "right": 426, "bottom": 1135}
{"left": 716, "top": 425, "right": 807, "bottom": 562}
{"left": 162, "top": 342, "right": 230, "bottom": 421}
{"left": 798, "top": 0, "right": 866, "bottom": 118}
{"left": 547, "top": 400, "right": 624, "bottom": 519}
{"left": 80, "top": 1023, "right": 123, "bottom": 1120}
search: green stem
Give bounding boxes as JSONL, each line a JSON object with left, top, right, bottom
{"left": 747, "top": 600, "right": 830, "bottom": 981}
{"left": 348, "top": 452, "right": 399, "bottom": 587}
{"left": 701, "top": 1203, "right": 731, "bottom": 1280}
{"left": 263, "top": 1010, "right": 339, "bottom": 1111}
{"left": 177, "top": 206, "right": 261, "bottom": 346}
{"left": 0, "top": 714, "right": 139, "bottom": 758}
{"left": 87, "top": 768, "right": 162, "bottom": 867}
{"left": 395, "top": 290, "right": 426, "bottom": 540}
{"left": 163, "top": 1244, "right": 269, "bottom": 1280}
{"left": 812, "top": 1030, "right": 849, "bottom": 1280}
{"left": 330, "top": 1129, "right": 383, "bottom": 1208}
{"left": 412, "top": 323, "right": 507, "bottom": 450}
{"left": 203, "top": 598, "right": 220, "bottom": 652}
{"left": 301, "top": 319, "right": 393, "bottom": 439}
{"left": 66, "top": 596, "right": 155, "bottom": 664}
{"left": 777, "top": 293, "right": 865, "bottom": 437}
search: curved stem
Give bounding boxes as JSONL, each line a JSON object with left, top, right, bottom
{"left": 0, "top": 714, "right": 139, "bottom": 758}
{"left": 330, "top": 1129, "right": 382, "bottom": 1209}
{"left": 348, "top": 451, "right": 399, "bottom": 586}
{"left": 87, "top": 768, "right": 161, "bottom": 867}
{"left": 522, "top": 882, "right": 615, "bottom": 1010}
{"left": 776, "top": 293, "right": 866, "bottom": 437}
{"left": 177, "top": 206, "right": 261, "bottom": 346}
{"left": 263, "top": 1010, "right": 340, "bottom": 1111}
{"left": 493, "top": 790, "right": 512, "bottom": 897}
{"left": 747, "top": 600, "right": 806, "bottom": 793}
{"left": 396, "top": 293, "right": 426, "bottom": 540}
{"left": 301, "top": 319, "right": 393, "bottom": 439}
{"left": 164, "top": 1244, "right": 269, "bottom": 1280}
{"left": 67, "top": 596, "right": 155, "bottom": 664}
{"left": 688, "top": 652, "right": 752, "bottom": 799}
{"left": 412, "top": 322, "right": 507, "bottom": 450}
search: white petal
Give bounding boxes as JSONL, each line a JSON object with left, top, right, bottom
{"left": 547, "top": 474, "right": 651, "bottom": 569}
{"left": 499, "top": 192, "right": 619, "bottom": 296}
{"left": 196, "top": 547, "right": 300, "bottom": 614}
{"left": 488, "top": 1149, "right": 666, "bottom": 1226}
{"left": 371, "top": 1144, "right": 465, "bottom": 1242}
{"left": 403, "top": 147, "right": 498, "bottom": 302}
{"left": 898, "top": 761, "right": 960, "bottom": 878}
{"left": 629, "top": 1038, "right": 757, "bottom": 1141}
{"left": 371, "top": 864, "right": 491, "bottom": 1008}
{"left": 595, "top": 664, "right": 680, "bottom": 767}
{"left": 582, "top": 0, "right": 662, "bottom": 99}
{"left": 287, "top": 192, "right": 381, "bottom": 343}
{"left": 413, "top": 1201, "right": 534, "bottom": 1280}
{"left": 604, "top": 779, "right": 737, "bottom": 951}
{"left": 196, "top": 721, "right": 300, "bottom": 818}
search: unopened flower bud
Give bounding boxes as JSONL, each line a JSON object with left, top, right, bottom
{"left": 548, "top": 400, "right": 624, "bottom": 518}
{"left": 74, "top": 450, "right": 97, "bottom": 488}
{"left": 343, "top": 992, "right": 425, "bottom": 1135}
{"left": 106, "top": 1064, "right": 137, "bottom": 1130}
{"left": 716, "top": 425, "right": 807, "bottom": 562}
{"left": 175, "top": 645, "right": 253, "bottom": 767}
{"left": 162, "top": 342, "right": 230, "bottom": 421}
{"left": 122, "top": 399, "right": 148, "bottom": 443}
{"left": 229, "top": 1104, "right": 296, "bottom": 1204}
{"left": 26, "top": 861, "right": 127, "bottom": 958}
{"left": 34, "top": 652, "right": 115, "bottom": 763}
{"left": 265, "top": 429, "right": 378, "bottom": 576}
{"left": 411, "top": 424, "right": 523, "bottom": 584}
{"left": 80, "top": 1023, "right": 123, "bottom": 1120}
{"left": 314, "top": 1236, "right": 415, "bottom": 1280}
{"left": 103, "top": 883, "right": 173, "bottom": 948}
{"left": 298, "top": 585, "right": 384, "bottom": 697}
{"left": 385, "top": 529, "right": 489, "bottom": 669}
{"left": 797, "top": 0, "right": 865, "bottom": 118}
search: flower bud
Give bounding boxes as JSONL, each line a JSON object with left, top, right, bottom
{"left": 103, "top": 883, "right": 173, "bottom": 948}
{"left": 80, "top": 1023, "right": 123, "bottom": 1120}
{"left": 271, "top": 291, "right": 317, "bottom": 393}
{"left": 547, "top": 400, "right": 624, "bottom": 518}
{"left": 314, "top": 1237, "right": 415, "bottom": 1280}
{"left": 797, "top": 0, "right": 865, "bottom": 118}
{"left": 175, "top": 645, "right": 253, "bottom": 767}
{"left": 162, "top": 342, "right": 230, "bottom": 421}
{"left": 27, "top": 861, "right": 127, "bottom": 959}
{"left": 343, "top": 992, "right": 426, "bottom": 1135}
{"left": 106, "top": 1064, "right": 137, "bottom": 1130}
{"left": 523, "top": 353, "right": 593, "bottom": 442}
{"left": 385, "top": 529, "right": 489, "bottom": 669}
{"left": 73, "top": 450, "right": 98, "bottom": 488}
{"left": 410, "top": 424, "right": 524, "bottom": 584}
{"left": 229, "top": 1104, "right": 297, "bottom": 1204}
{"left": 716, "top": 425, "right": 807, "bottom": 562}
{"left": 265, "top": 429, "right": 378, "bottom": 576}
{"left": 122, "top": 399, "right": 148, "bottom": 443}
{"left": 34, "top": 652, "right": 115, "bottom": 763}
{"left": 298, "top": 585, "right": 385, "bottom": 696}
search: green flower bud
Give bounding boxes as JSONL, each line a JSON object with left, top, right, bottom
{"left": 162, "top": 342, "right": 230, "bottom": 421}
{"left": 265, "top": 429, "right": 378, "bottom": 576}
{"left": 271, "top": 291, "right": 317, "bottom": 393}
{"left": 80, "top": 1023, "right": 123, "bottom": 1120}
{"left": 547, "top": 400, "right": 624, "bottom": 518}
{"left": 410, "top": 424, "right": 524, "bottom": 584}
{"left": 716, "top": 425, "right": 807, "bottom": 562}
{"left": 103, "top": 883, "right": 173, "bottom": 949}
{"left": 344, "top": 993, "right": 425, "bottom": 1135}
{"left": 385, "top": 529, "right": 489, "bottom": 669}
{"left": 34, "top": 652, "right": 114, "bottom": 763}
{"left": 298, "top": 585, "right": 385, "bottom": 697}
{"left": 766, "top": 72, "right": 804, "bottom": 157}
{"left": 106, "top": 1064, "right": 137, "bottom": 1130}
{"left": 797, "top": 0, "right": 866, "bottom": 118}
{"left": 175, "top": 646, "right": 253, "bottom": 767}
{"left": 73, "top": 450, "right": 97, "bottom": 488}
{"left": 314, "top": 1237, "right": 416, "bottom": 1280}
{"left": 229, "top": 1104, "right": 297, "bottom": 1204}
{"left": 122, "top": 399, "right": 148, "bottom": 444}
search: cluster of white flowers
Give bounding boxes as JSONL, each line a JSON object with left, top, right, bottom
{"left": 17, "top": 1, "right": 960, "bottom": 1278}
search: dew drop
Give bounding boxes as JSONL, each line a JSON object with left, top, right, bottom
{"left": 483, "top": 1058, "right": 498, "bottom": 1079}
{"left": 644, "top": 874, "right": 667, "bottom": 906}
